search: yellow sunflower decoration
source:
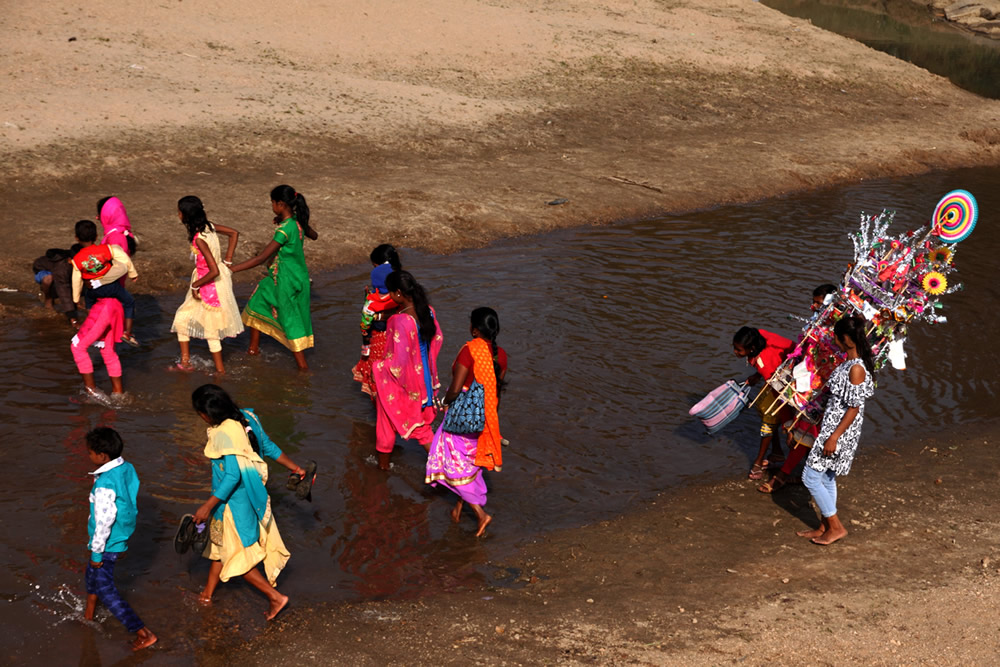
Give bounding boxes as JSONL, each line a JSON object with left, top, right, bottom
{"left": 922, "top": 271, "right": 947, "bottom": 295}
{"left": 928, "top": 247, "right": 952, "bottom": 265}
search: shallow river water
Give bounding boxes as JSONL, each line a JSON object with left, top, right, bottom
{"left": 1, "top": 166, "right": 997, "bottom": 662}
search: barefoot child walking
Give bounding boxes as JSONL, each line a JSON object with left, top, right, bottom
{"left": 84, "top": 427, "right": 157, "bottom": 651}
{"left": 170, "top": 196, "right": 243, "bottom": 373}
{"left": 189, "top": 385, "right": 291, "bottom": 620}
{"left": 796, "top": 315, "right": 874, "bottom": 546}
{"left": 230, "top": 185, "right": 316, "bottom": 370}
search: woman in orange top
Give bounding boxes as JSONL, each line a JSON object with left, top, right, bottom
{"left": 425, "top": 307, "right": 507, "bottom": 537}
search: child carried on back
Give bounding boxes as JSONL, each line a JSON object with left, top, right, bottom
{"left": 71, "top": 220, "right": 139, "bottom": 346}
{"left": 70, "top": 220, "right": 139, "bottom": 397}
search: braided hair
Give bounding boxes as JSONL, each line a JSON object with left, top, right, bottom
{"left": 385, "top": 270, "right": 436, "bottom": 345}
{"left": 270, "top": 184, "right": 315, "bottom": 240}
{"left": 191, "top": 384, "right": 259, "bottom": 454}
{"left": 470, "top": 306, "right": 506, "bottom": 396}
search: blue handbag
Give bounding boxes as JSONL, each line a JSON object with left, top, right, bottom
{"left": 442, "top": 381, "right": 486, "bottom": 435}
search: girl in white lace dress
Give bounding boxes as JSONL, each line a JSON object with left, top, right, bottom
{"left": 798, "top": 315, "right": 875, "bottom": 546}
{"left": 170, "top": 196, "right": 244, "bottom": 373}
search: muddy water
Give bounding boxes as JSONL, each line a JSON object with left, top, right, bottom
{"left": 760, "top": 0, "right": 1000, "bottom": 99}
{"left": 1, "top": 167, "right": 997, "bottom": 662}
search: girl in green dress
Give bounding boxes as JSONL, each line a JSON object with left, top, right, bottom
{"left": 230, "top": 185, "right": 318, "bottom": 370}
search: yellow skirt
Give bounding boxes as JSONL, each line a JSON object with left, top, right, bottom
{"left": 203, "top": 502, "right": 290, "bottom": 585}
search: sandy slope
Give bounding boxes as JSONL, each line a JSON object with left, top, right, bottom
{"left": 3, "top": 0, "right": 1000, "bottom": 294}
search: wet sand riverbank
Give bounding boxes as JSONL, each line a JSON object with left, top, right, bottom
{"left": 4, "top": 0, "right": 1000, "bottom": 297}
{"left": 214, "top": 419, "right": 1000, "bottom": 665}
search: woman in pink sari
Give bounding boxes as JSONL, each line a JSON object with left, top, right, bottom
{"left": 372, "top": 271, "right": 443, "bottom": 470}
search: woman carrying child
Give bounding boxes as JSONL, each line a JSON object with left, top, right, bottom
{"left": 230, "top": 185, "right": 316, "bottom": 370}
{"left": 796, "top": 315, "right": 874, "bottom": 546}
{"left": 352, "top": 244, "right": 402, "bottom": 399}
{"left": 170, "top": 196, "right": 243, "bottom": 373}
{"left": 371, "top": 270, "right": 443, "bottom": 470}
{"left": 190, "top": 384, "right": 291, "bottom": 620}
{"left": 425, "top": 307, "right": 507, "bottom": 537}
{"left": 733, "top": 326, "right": 795, "bottom": 479}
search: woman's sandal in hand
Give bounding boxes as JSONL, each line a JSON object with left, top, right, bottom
{"left": 286, "top": 460, "right": 317, "bottom": 502}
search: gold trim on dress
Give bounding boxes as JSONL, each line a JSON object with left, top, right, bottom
{"left": 425, "top": 471, "right": 480, "bottom": 486}
{"left": 242, "top": 311, "right": 315, "bottom": 352}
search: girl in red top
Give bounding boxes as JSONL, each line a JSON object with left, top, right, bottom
{"left": 733, "top": 326, "right": 794, "bottom": 479}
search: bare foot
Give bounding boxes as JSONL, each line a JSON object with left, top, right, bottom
{"left": 266, "top": 593, "right": 289, "bottom": 621}
{"left": 811, "top": 527, "right": 848, "bottom": 546}
{"left": 377, "top": 452, "right": 391, "bottom": 471}
{"left": 168, "top": 361, "right": 194, "bottom": 372}
{"left": 475, "top": 513, "right": 492, "bottom": 538}
{"left": 796, "top": 527, "right": 825, "bottom": 538}
{"left": 197, "top": 591, "right": 212, "bottom": 605}
{"left": 84, "top": 594, "right": 97, "bottom": 620}
{"left": 131, "top": 628, "right": 157, "bottom": 651}
{"left": 247, "top": 347, "right": 260, "bottom": 356}
{"left": 450, "top": 503, "right": 463, "bottom": 524}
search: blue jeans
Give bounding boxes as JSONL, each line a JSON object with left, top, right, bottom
{"left": 802, "top": 466, "right": 838, "bottom": 518}
{"left": 85, "top": 552, "right": 144, "bottom": 633}
{"left": 85, "top": 281, "right": 135, "bottom": 319}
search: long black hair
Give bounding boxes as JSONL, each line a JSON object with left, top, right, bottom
{"left": 178, "top": 195, "right": 214, "bottom": 242}
{"left": 733, "top": 326, "right": 766, "bottom": 359}
{"left": 271, "top": 184, "right": 315, "bottom": 240}
{"left": 471, "top": 306, "right": 506, "bottom": 396}
{"left": 833, "top": 315, "right": 875, "bottom": 375}
{"left": 385, "top": 270, "right": 435, "bottom": 345}
{"left": 370, "top": 243, "right": 401, "bottom": 271}
{"left": 191, "top": 384, "right": 259, "bottom": 454}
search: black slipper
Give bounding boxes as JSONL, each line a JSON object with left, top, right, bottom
{"left": 174, "top": 514, "right": 196, "bottom": 554}
{"left": 287, "top": 461, "right": 317, "bottom": 502}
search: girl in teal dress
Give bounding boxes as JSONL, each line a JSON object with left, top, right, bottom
{"left": 230, "top": 185, "right": 318, "bottom": 370}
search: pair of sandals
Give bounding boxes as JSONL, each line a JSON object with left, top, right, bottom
{"left": 174, "top": 515, "right": 210, "bottom": 555}
{"left": 174, "top": 461, "right": 318, "bottom": 555}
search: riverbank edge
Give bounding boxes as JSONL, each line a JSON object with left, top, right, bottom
{"left": 206, "top": 417, "right": 1000, "bottom": 665}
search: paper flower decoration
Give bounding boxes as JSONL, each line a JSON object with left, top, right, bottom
{"left": 922, "top": 271, "right": 947, "bottom": 295}
{"left": 928, "top": 247, "right": 952, "bottom": 265}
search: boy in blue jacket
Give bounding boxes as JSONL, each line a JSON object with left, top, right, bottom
{"left": 84, "top": 427, "right": 157, "bottom": 651}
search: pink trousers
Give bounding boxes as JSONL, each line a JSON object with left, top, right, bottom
{"left": 71, "top": 299, "right": 123, "bottom": 377}
{"left": 375, "top": 402, "right": 436, "bottom": 453}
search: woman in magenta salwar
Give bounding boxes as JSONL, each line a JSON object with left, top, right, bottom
{"left": 371, "top": 271, "right": 442, "bottom": 470}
